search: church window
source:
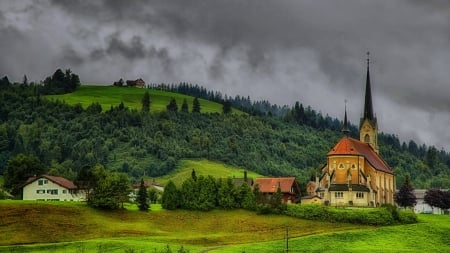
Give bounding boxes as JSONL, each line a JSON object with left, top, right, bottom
{"left": 339, "top": 163, "right": 344, "bottom": 169}
{"left": 351, "top": 164, "right": 356, "bottom": 170}
{"left": 356, "top": 192, "right": 364, "bottom": 198}
{"left": 364, "top": 134, "right": 370, "bottom": 143}
{"left": 335, "top": 192, "right": 344, "bottom": 198}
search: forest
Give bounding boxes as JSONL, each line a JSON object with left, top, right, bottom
{"left": 0, "top": 71, "right": 450, "bottom": 195}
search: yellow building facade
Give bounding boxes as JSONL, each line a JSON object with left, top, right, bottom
{"left": 316, "top": 56, "right": 395, "bottom": 206}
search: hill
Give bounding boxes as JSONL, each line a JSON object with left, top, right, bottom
{"left": 0, "top": 201, "right": 448, "bottom": 252}
{"left": 45, "top": 85, "right": 242, "bottom": 114}
{"left": 156, "top": 159, "right": 263, "bottom": 186}
{"left": 1, "top": 82, "right": 450, "bottom": 189}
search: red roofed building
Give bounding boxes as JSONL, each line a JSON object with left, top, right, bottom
{"left": 316, "top": 54, "right": 395, "bottom": 207}
{"left": 22, "top": 175, "right": 85, "bottom": 201}
{"left": 254, "top": 177, "right": 300, "bottom": 204}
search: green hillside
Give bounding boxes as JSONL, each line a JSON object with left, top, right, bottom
{"left": 45, "top": 85, "right": 242, "bottom": 114}
{"left": 0, "top": 201, "right": 448, "bottom": 252}
{"left": 156, "top": 159, "right": 263, "bottom": 186}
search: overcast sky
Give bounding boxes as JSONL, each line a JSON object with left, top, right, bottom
{"left": 1, "top": 0, "right": 450, "bottom": 150}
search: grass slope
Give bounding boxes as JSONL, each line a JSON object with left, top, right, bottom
{"left": 0, "top": 202, "right": 448, "bottom": 252}
{"left": 156, "top": 159, "right": 263, "bottom": 186}
{"left": 0, "top": 201, "right": 365, "bottom": 252}
{"left": 45, "top": 85, "right": 242, "bottom": 114}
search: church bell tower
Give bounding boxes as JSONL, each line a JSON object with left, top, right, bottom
{"left": 359, "top": 52, "right": 379, "bottom": 153}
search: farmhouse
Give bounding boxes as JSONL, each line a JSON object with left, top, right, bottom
{"left": 315, "top": 54, "right": 395, "bottom": 207}
{"left": 22, "top": 175, "right": 85, "bottom": 201}
{"left": 254, "top": 177, "right": 300, "bottom": 204}
{"left": 126, "top": 78, "right": 146, "bottom": 88}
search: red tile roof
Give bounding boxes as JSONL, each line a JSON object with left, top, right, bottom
{"left": 254, "top": 177, "right": 297, "bottom": 193}
{"left": 23, "top": 175, "right": 77, "bottom": 189}
{"left": 327, "top": 137, "right": 393, "bottom": 174}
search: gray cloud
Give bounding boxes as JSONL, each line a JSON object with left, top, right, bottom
{"left": 1, "top": 0, "right": 450, "bottom": 149}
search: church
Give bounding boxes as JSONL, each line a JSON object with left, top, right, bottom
{"left": 314, "top": 55, "right": 395, "bottom": 207}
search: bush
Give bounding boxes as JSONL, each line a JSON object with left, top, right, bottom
{"left": 285, "top": 204, "right": 413, "bottom": 226}
{"left": 398, "top": 210, "right": 418, "bottom": 224}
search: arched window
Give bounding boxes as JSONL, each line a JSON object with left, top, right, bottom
{"left": 364, "top": 134, "right": 370, "bottom": 143}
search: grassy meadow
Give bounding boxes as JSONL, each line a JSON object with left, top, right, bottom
{"left": 155, "top": 159, "right": 263, "bottom": 186}
{"left": 45, "top": 85, "right": 241, "bottom": 114}
{"left": 0, "top": 201, "right": 449, "bottom": 252}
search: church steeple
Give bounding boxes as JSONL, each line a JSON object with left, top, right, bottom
{"left": 359, "top": 52, "right": 379, "bottom": 153}
{"left": 363, "top": 52, "right": 375, "bottom": 122}
{"left": 342, "top": 100, "right": 350, "bottom": 136}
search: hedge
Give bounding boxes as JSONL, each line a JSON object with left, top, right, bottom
{"left": 285, "top": 204, "right": 417, "bottom": 225}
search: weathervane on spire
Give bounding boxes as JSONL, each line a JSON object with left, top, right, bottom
{"left": 366, "top": 51, "right": 370, "bottom": 69}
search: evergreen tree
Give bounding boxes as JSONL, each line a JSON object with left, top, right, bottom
{"left": 394, "top": 175, "right": 417, "bottom": 208}
{"left": 166, "top": 98, "right": 178, "bottom": 112}
{"left": 137, "top": 178, "right": 149, "bottom": 211}
{"left": 222, "top": 100, "right": 232, "bottom": 114}
{"left": 141, "top": 91, "right": 150, "bottom": 113}
{"left": 181, "top": 98, "right": 189, "bottom": 113}
{"left": 191, "top": 169, "right": 197, "bottom": 181}
{"left": 192, "top": 97, "right": 201, "bottom": 113}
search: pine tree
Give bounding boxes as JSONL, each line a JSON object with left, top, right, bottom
{"left": 192, "top": 97, "right": 201, "bottom": 113}
{"left": 222, "top": 100, "right": 232, "bottom": 114}
{"left": 141, "top": 91, "right": 150, "bottom": 113}
{"left": 166, "top": 98, "right": 178, "bottom": 112}
{"left": 137, "top": 178, "right": 149, "bottom": 211}
{"left": 191, "top": 169, "right": 197, "bottom": 181}
{"left": 181, "top": 98, "right": 189, "bottom": 113}
{"left": 394, "top": 175, "right": 416, "bottom": 209}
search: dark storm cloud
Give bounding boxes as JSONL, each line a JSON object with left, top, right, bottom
{"left": 2, "top": 0, "right": 450, "bottom": 149}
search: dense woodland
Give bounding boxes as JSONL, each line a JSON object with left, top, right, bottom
{"left": 1, "top": 71, "right": 450, "bottom": 196}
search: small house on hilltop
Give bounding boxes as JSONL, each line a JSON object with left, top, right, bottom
{"left": 22, "top": 175, "right": 85, "bottom": 201}
{"left": 254, "top": 177, "right": 300, "bottom": 204}
{"left": 126, "top": 78, "right": 145, "bottom": 88}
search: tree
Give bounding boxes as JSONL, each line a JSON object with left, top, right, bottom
{"left": 141, "top": 91, "right": 150, "bottom": 113}
{"left": 166, "top": 98, "right": 178, "bottom": 112}
{"left": 424, "top": 189, "right": 450, "bottom": 212}
{"left": 137, "top": 178, "right": 149, "bottom": 211}
{"left": 394, "top": 175, "right": 417, "bottom": 209}
{"left": 4, "top": 154, "right": 45, "bottom": 195}
{"left": 161, "top": 180, "right": 180, "bottom": 210}
{"left": 181, "top": 98, "right": 189, "bottom": 113}
{"left": 191, "top": 169, "right": 197, "bottom": 181}
{"left": 89, "top": 171, "right": 130, "bottom": 210}
{"left": 222, "top": 100, "right": 232, "bottom": 114}
{"left": 192, "top": 97, "right": 201, "bottom": 113}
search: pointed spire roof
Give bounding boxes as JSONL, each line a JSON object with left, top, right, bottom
{"left": 363, "top": 52, "right": 374, "bottom": 121}
{"left": 342, "top": 100, "right": 350, "bottom": 136}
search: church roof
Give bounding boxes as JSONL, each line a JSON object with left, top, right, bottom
{"left": 327, "top": 137, "right": 393, "bottom": 174}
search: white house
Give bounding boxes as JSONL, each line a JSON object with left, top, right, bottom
{"left": 22, "top": 175, "right": 85, "bottom": 201}
{"left": 413, "top": 189, "right": 449, "bottom": 214}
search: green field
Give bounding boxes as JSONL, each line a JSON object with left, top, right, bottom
{"left": 45, "top": 85, "right": 242, "bottom": 114}
{"left": 155, "top": 159, "right": 263, "bottom": 186}
{"left": 0, "top": 201, "right": 449, "bottom": 252}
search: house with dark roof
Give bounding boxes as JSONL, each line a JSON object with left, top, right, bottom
{"left": 254, "top": 177, "right": 300, "bottom": 204}
{"left": 316, "top": 54, "right": 395, "bottom": 207}
{"left": 22, "top": 175, "right": 85, "bottom": 201}
{"left": 126, "top": 78, "right": 145, "bottom": 88}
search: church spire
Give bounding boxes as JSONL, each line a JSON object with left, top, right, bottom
{"left": 363, "top": 52, "right": 375, "bottom": 122}
{"left": 342, "top": 100, "right": 350, "bottom": 136}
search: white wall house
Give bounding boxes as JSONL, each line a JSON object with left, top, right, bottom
{"left": 413, "top": 189, "right": 449, "bottom": 214}
{"left": 22, "top": 175, "right": 85, "bottom": 201}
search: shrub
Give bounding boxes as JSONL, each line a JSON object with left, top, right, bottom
{"left": 398, "top": 210, "right": 418, "bottom": 224}
{"left": 285, "top": 204, "right": 408, "bottom": 225}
